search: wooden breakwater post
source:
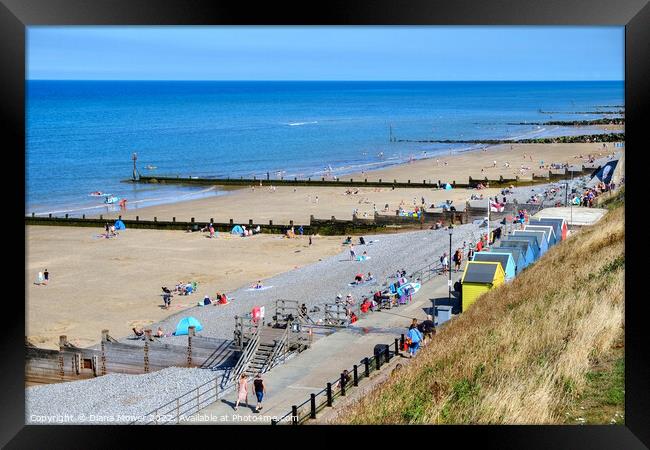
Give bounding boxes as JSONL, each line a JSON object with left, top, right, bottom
{"left": 101, "top": 330, "right": 108, "bottom": 375}
{"left": 143, "top": 330, "right": 151, "bottom": 373}
{"left": 187, "top": 326, "right": 195, "bottom": 367}
{"left": 58, "top": 335, "right": 67, "bottom": 380}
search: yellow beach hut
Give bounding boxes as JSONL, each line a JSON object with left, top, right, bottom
{"left": 461, "top": 261, "right": 505, "bottom": 312}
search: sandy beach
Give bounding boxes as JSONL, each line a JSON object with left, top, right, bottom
{"left": 92, "top": 142, "right": 622, "bottom": 224}
{"left": 26, "top": 227, "right": 342, "bottom": 349}
{"left": 25, "top": 141, "right": 623, "bottom": 350}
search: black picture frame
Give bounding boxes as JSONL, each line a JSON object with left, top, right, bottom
{"left": 3, "top": 0, "right": 648, "bottom": 447}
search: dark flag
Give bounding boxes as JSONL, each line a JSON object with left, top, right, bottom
{"left": 588, "top": 160, "right": 619, "bottom": 186}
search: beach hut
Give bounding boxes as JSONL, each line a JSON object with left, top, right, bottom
{"left": 512, "top": 230, "right": 548, "bottom": 256}
{"left": 501, "top": 235, "right": 541, "bottom": 262}
{"left": 528, "top": 217, "right": 562, "bottom": 241}
{"left": 460, "top": 261, "right": 505, "bottom": 312}
{"left": 524, "top": 224, "right": 556, "bottom": 247}
{"left": 488, "top": 246, "right": 526, "bottom": 275}
{"left": 473, "top": 251, "right": 516, "bottom": 281}
{"left": 535, "top": 217, "right": 568, "bottom": 240}
{"left": 174, "top": 316, "right": 203, "bottom": 336}
{"left": 495, "top": 242, "right": 534, "bottom": 270}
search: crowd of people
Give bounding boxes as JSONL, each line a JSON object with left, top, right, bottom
{"left": 571, "top": 180, "right": 618, "bottom": 207}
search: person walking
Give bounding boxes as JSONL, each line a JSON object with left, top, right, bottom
{"left": 309, "top": 235, "right": 313, "bottom": 246}
{"left": 453, "top": 249, "right": 462, "bottom": 272}
{"left": 467, "top": 247, "right": 475, "bottom": 262}
{"left": 407, "top": 324, "right": 423, "bottom": 358}
{"left": 253, "top": 373, "right": 266, "bottom": 412}
{"left": 440, "top": 252, "right": 449, "bottom": 275}
{"left": 43, "top": 268, "right": 49, "bottom": 285}
{"left": 418, "top": 315, "right": 436, "bottom": 345}
{"left": 349, "top": 243, "right": 356, "bottom": 261}
{"left": 234, "top": 374, "right": 249, "bottom": 411}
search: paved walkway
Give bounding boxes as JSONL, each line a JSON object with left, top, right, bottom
{"left": 187, "top": 276, "right": 453, "bottom": 424}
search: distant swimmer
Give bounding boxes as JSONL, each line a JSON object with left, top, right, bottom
{"left": 378, "top": 152, "right": 384, "bottom": 159}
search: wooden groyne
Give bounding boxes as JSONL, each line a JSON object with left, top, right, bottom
{"left": 25, "top": 330, "right": 237, "bottom": 386}
{"left": 395, "top": 133, "right": 624, "bottom": 145}
{"left": 25, "top": 211, "right": 463, "bottom": 235}
{"left": 25, "top": 196, "right": 552, "bottom": 236}
{"left": 126, "top": 165, "right": 596, "bottom": 190}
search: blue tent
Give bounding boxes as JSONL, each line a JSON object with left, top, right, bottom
{"left": 444, "top": 183, "right": 452, "bottom": 190}
{"left": 174, "top": 316, "right": 203, "bottom": 336}
{"left": 473, "top": 251, "right": 516, "bottom": 281}
{"left": 114, "top": 220, "right": 126, "bottom": 230}
{"left": 231, "top": 225, "right": 244, "bottom": 235}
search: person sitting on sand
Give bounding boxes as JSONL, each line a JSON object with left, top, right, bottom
{"left": 155, "top": 327, "right": 164, "bottom": 338}
{"left": 354, "top": 273, "right": 363, "bottom": 283}
{"left": 365, "top": 272, "right": 373, "bottom": 282}
{"left": 133, "top": 327, "right": 145, "bottom": 337}
{"left": 217, "top": 292, "right": 229, "bottom": 305}
{"left": 253, "top": 280, "right": 263, "bottom": 289}
{"left": 349, "top": 311, "right": 358, "bottom": 324}
{"left": 203, "top": 295, "right": 212, "bottom": 306}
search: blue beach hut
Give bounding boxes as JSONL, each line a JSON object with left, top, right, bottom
{"left": 473, "top": 252, "right": 516, "bottom": 281}
{"left": 513, "top": 230, "right": 549, "bottom": 257}
{"left": 488, "top": 246, "right": 526, "bottom": 275}
{"left": 501, "top": 236, "right": 540, "bottom": 262}
{"left": 524, "top": 224, "right": 557, "bottom": 247}
{"left": 529, "top": 218, "right": 564, "bottom": 242}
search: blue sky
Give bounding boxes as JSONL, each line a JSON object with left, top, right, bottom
{"left": 27, "top": 26, "right": 624, "bottom": 81}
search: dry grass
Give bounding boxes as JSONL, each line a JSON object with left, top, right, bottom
{"left": 339, "top": 198, "right": 625, "bottom": 424}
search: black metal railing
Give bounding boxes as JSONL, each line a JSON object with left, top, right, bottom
{"left": 272, "top": 335, "right": 403, "bottom": 425}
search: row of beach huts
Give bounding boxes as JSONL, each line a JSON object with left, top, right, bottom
{"left": 460, "top": 216, "right": 568, "bottom": 312}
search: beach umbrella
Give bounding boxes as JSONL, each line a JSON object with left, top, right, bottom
{"left": 174, "top": 316, "right": 203, "bottom": 335}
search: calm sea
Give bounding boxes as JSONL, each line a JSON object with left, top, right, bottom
{"left": 26, "top": 80, "right": 623, "bottom": 216}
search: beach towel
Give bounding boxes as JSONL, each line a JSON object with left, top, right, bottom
{"left": 348, "top": 279, "right": 378, "bottom": 287}
{"left": 356, "top": 255, "right": 371, "bottom": 261}
{"left": 246, "top": 285, "right": 273, "bottom": 291}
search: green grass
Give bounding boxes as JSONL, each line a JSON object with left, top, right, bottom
{"left": 565, "top": 344, "right": 624, "bottom": 425}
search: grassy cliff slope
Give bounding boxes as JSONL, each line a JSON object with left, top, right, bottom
{"left": 340, "top": 192, "right": 625, "bottom": 424}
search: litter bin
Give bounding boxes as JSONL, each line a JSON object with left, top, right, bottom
{"left": 373, "top": 344, "right": 390, "bottom": 363}
{"left": 435, "top": 305, "right": 453, "bottom": 326}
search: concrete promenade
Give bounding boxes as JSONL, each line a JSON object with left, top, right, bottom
{"left": 188, "top": 276, "right": 453, "bottom": 425}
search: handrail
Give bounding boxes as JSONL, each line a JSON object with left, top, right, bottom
{"left": 133, "top": 374, "right": 233, "bottom": 424}
{"left": 266, "top": 326, "right": 289, "bottom": 372}
{"left": 228, "top": 324, "right": 261, "bottom": 384}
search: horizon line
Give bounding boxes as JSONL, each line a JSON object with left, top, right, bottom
{"left": 27, "top": 79, "right": 625, "bottom": 82}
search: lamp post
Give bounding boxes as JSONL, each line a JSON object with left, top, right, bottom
{"left": 131, "top": 152, "right": 138, "bottom": 181}
{"left": 448, "top": 230, "right": 453, "bottom": 302}
{"left": 570, "top": 164, "right": 574, "bottom": 227}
